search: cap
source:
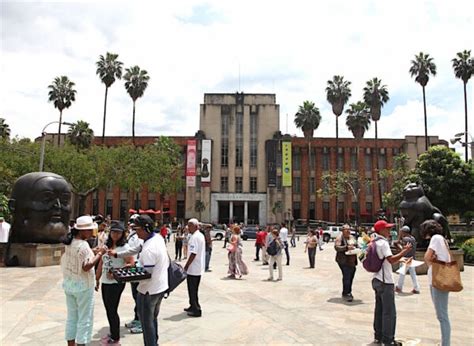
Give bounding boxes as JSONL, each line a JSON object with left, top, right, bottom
{"left": 400, "top": 225, "right": 411, "bottom": 233}
{"left": 131, "top": 215, "right": 154, "bottom": 232}
{"left": 110, "top": 220, "right": 125, "bottom": 232}
{"left": 74, "top": 215, "right": 98, "bottom": 230}
{"left": 188, "top": 218, "right": 199, "bottom": 226}
{"left": 374, "top": 220, "right": 395, "bottom": 233}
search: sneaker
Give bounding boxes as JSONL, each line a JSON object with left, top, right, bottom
{"left": 124, "top": 320, "right": 138, "bottom": 328}
{"left": 102, "top": 337, "right": 120, "bottom": 345}
{"left": 372, "top": 339, "right": 381, "bottom": 345}
{"left": 266, "top": 277, "right": 273, "bottom": 281}
{"left": 411, "top": 289, "right": 420, "bottom": 294}
{"left": 395, "top": 286, "right": 402, "bottom": 293}
{"left": 184, "top": 307, "right": 192, "bottom": 312}
{"left": 101, "top": 334, "right": 112, "bottom": 341}
{"left": 129, "top": 324, "right": 142, "bottom": 334}
{"left": 383, "top": 341, "right": 402, "bottom": 346}
{"left": 187, "top": 310, "right": 202, "bottom": 317}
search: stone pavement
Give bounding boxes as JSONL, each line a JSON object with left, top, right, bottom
{"left": 1, "top": 238, "right": 473, "bottom": 345}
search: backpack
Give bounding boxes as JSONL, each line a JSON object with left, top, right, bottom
{"left": 267, "top": 239, "right": 278, "bottom": 256}
{"left": 362, "top": 237, "right": 385, "bottom": 273}
{"left": 164, "top": 256, "right": 187, "bottom": 299}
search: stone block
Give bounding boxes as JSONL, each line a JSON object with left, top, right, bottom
{"left": 6, "top": 243, "right": 65, "bottom": 267}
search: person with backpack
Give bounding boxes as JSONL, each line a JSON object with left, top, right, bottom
{"left": 266, "top": 228, "right": 284, "bottom": 281}
{"left": 369, "top": 220, "right": 412, "bottom": 346}
{"left": 335, "top": 224, "right": 358, "bottom": 302}
{"left": 394, "top": 226, "right": 420, "bottom": 294}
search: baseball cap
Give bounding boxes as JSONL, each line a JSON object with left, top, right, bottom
{"left": 188, "top": 218, "right": 200, "bottom": 226}
{"left": 400, "top": 225, "right": 411, "bottom": 233}
{"left": 110, "top": 220, "right": 125, "bottom": 232}
{"left": 374, "top": 220, "right": 395, "bottom": 233}
{"left": 131, "top": 215, "right": 154, "bottom": 232}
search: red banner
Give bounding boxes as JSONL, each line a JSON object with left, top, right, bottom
{"left": 186, "top": 139, "right": 196, "bottom": 187}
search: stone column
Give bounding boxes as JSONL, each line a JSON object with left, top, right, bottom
{"left": 229, "top": 201, "right": 234, "bottom": 223}
{"left": 244, "top": 201, "right": 248, "bottom": 225}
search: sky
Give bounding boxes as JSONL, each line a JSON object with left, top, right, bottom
{"left": 1, "top": 0, "right": 473, "bottom": 156}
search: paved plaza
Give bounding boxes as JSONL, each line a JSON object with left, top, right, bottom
{"left": 1, "top": 238, "right": 473, "bottom": 345}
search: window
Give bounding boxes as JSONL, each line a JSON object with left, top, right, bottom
{"left": 322, "top": 147, "right": 330, "bottom": 170}
{"left": 250, "top": 177, "right": 257, "bottom": 193}
{"left": 322, "top": 201, "right": 330, "bottom": 221}
{"left": 148, "top": 200, "right": 156, "bottom": 210}
{"left": 310, "top": 177, "right": 315, "bottom": 193}
{"left": 351, "top": 201, "right": 358, "bottom": 212}
{"left": 277, "top": 175, "right": 282, "bottom": 192}
{"left": 250, "top": 113, "right": 258, "bottom": 168}
{"left": 235, "top": 177, "right": 243, "bottom": 193}
{"left": 293, "top": 202, "right": 301, "bottom": 219}
{"left": 351, "top": 152, "right": 357, "bottom": 170}
{"left": 293, "top": 149, "right": 301, "bottom": 170}
{"left": 310, "top": 149, "right": 316, "bottom": 170}
{"left": 366, "top": 202, "right": 373, "bottom": 213}
{"left": 293, "top": 177, "right": 301, "bottom": 193}
{"left": 221, "top": 177, "right": 228, "bottom": 193}
{"left": 378, "top": 153, "right": 386, "bottom": 169}
{"left": 221, "top": 111, "right": 229, "bottom": 167}
{"left": 309, "top": 202, "right": 315, "bottom": 219}
{"left": 366, "top": 179, "right": 373, "bottom": 195}
{"left": 92, "top": 197, "right": 99, "bottom": 215}
{"left": 365, "top": 153, "right": 372, "bottom": 171}
{"left": 119, "top": 200, "right": 127, "bottom": 220}
{"left": 236, "top": 112, "right": 243, "bottom": 167}
{"left": 221, "top": 138, "right": 228, "bottom": 167}
{"left": 337, "top": 152, "right": 344, "bottom": 170}
{"left": 393, "top": 147, "right": 400, "bottom": 155}
{"left": 221, "top": 112, "right": 229, "bottom": 136}
{"left": 380, "top": 178, "right": 387, "bottom": 195}
{"left": 106, "top": 199, "right": 113, "bottom": 216}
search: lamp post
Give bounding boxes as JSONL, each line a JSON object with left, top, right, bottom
{"left": 450, "top": 132, "right": 474, "bottom": 162}
{"left": 39, "top": 121, "right": 73, "bottom": 171}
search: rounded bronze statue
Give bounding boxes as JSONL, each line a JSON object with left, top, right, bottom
{"left": 8, "top": 172, "right": 71, "bottom": 243}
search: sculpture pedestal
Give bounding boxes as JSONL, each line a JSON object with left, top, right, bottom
{"left": 3, "top": 243, "right": 65, "bottom": 267}
{"left": 392, "top": 249, "right": 464, "bottom": 275}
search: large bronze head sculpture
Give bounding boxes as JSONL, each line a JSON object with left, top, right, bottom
{"left": 9, "top": 172, "right": 71, "bottom": 243}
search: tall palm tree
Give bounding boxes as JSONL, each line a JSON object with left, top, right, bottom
{"left": 294, "top": 100, "right": 322, "bottom": 225}
{"left": 409, "top": 52, "right": 437, "bottom": 151}
{"left": 96, "top": 52, "right": 123, "bottom": 144}
{"left": 67, "top": 120, "right": 94, "bottom": 150}
{"left": 346, "top": 101, "right": 371, "bottom": 225}
{"left": 452, "top": 50, "right": 474, "bottom": 162}
{"left": 0, "top": 118, "right": 10, "bottom": 139}
{"left": 326, "top": 75, "right": 351, "bottom": 224}
{"left": 363, "top": 78, "right": 389, "bottom": 213}
{"left": 48, "top": 76, "right": 77, "bottom": 146}
{"left": 123, "top": 66, "right": 150, "bottom": 146}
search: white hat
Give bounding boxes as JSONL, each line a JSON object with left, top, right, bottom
{"left": 74, "top": 215, "right": 98, "bottom": 230}
{"left": 188, "top": 218, "right": 200, "bottom": 226}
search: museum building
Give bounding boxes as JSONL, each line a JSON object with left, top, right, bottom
{"left": 80, "top": 92, "right": 446, "bottom": 225}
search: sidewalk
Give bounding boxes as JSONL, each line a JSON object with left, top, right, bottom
{"left": 1, "top": 239, "right": 473, "bottom": 345}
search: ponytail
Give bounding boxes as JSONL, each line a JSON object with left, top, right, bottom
{"left": 62, "top": 228, "right": 78, "bottom": 245}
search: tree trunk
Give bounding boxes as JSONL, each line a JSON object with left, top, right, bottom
{"left": 58, "top": 110, "right": 63, "bottom": 147}
{"left": 102, "top": 86, "right": 108, "bottom": 144}
{"left": 422, "top": 86, "right": 429, "bottom": 151}
{"left": 356, "top": 141, "right": 361, "bottom": 226}
{"left": 335, "top": 115, "right": 339, "bottom": 224}
{"left": 464, "top": 81, "right": 468, "bottom": 162}
{"left": 307, "top": 139, "right": 311, "bottom": 227}
{"left": 132, "top": 100, "right": 136, "bottom": 146}
{"left": 375, "top": 120, "right": 382, "bottom": 210}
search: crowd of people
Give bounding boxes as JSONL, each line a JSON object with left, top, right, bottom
{"left": 60, "top": 215, "right": 455, "bottom": 346}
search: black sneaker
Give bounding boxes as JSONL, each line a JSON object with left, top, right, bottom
{"left": 371, "top": 339, "right": 381, "bottom": 345}
{"left": 183, "top": 307, "right": 192, "bottom": 312}
{"left": 187, "top": 311, "right": 202, "bottom": 317}
{"left": 383, "top": 342, "right": 402, "bottom": 346}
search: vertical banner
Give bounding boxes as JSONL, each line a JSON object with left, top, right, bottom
{"left": 186, "top": 139, "right": 196, "bottom": 187}
{"left": 266, "top": 140, "right": 276, "bottom": 187}
{"left": 282, "top": 141, "right": 292, "bottom": 186}
{"left": 201, "top": 139, "right": 212, "bottom": 183}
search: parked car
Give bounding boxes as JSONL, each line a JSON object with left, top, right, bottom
{"left": 294, "top": 219, "right": 331, "bottom": 234}
{"left": 241, "top": 226, "right": 258, "bottom": 240}
{"left": 322, "top": 226, "right": 357, "bottom": 242}
{"left": 210, "top": 228, "right": 225, "bottom": 240}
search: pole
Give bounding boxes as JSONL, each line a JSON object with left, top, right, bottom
{"left": 39, "top": 132, "right": 47, "bottom": 171}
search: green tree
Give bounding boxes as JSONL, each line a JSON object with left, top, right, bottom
{"left": 294, "top": 100, "right": 321, "bottom": 225}
{"left": 48, "top": 76, "right": 77, "bottom": 146}
{"left": 452, "top": 49, "right": 474, "bottom": 162}
{"left": 123, "top": 66, "right": 150, "bottom": 146}
{"left": 413, "top": 145, "right": 474, "bottom": 217}
{"left": 409, "top": 52, "right": 437, "bottom": 151}
{"left": 67, "top": 120, "right": 94, "bottom": 151}
{"left": 0, "top": 118, "right": 11, "bottom": 139}
{"left": 326, "top": 75, "right": 351, "bottom": 149}
{"left": 96, "top": 52, "right": 123, "bottom": 144}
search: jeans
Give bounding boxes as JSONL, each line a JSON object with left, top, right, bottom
{"left": 65, "top": 287, "right": 94, "bottom": 344}
{"left": 290, "top": 237, "right": 296, "bottom": 247}
{"left": 268, "top": 254, "right": 282, "bottom": 280}
{"left": 283, "top": 241, "right": 290, "bottom": 265}
{"left": 137, "top": 291, "right": 165, "bottom": 346}
{"left": 205, "top": 248, "right": 212, "bottom": 271}
{"left": 255, "top": 244, "right": 262, "bottom": 260}
{"left": 372, "top": 278, "right": 396, "bottom": 344}
{"left": 397, "top": 266, "right": 420, "bottom": 292}
{"left": 102, "top": 283, "right": 126, "bottom": 341}
{"left": 338, "top": 263, "right": 356, "bottom": 295}
{"left": 175, "top": 240, "right": 183, "bottom": 260}
{"left": 430, "top": 285, "right": 451, "bottom": 346}
{"left": 130, "top": 282, "right": 140, "bottom": 321}
{"left": 187, "top": 275, "right": 202, "bottom": 313}
{"left": 308, "top": 247, "right": 316, "bottom": 268}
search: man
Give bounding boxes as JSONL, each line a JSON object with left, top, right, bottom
{"left": 279, "top": 222, "right": 290, "bottom": 265}
{"left": 254, "top": 226, "right": 265, "bottom": 261}
{"left": 0, "top": 216, "right": 11, "bottom": 243}
{"left": 184, "top": 218, "right": 205, "bottom": 317}
{"left": 132, "top": 214, "right": 169, "bottom": 346}
{"left": 394, "top": 226, "right": 419, "bottom": 294}
{"left": 371, "top": 220, "right": 412, "bottom": 346}
{"left": 202, "top": 224, "right": 213, "bottom": 272}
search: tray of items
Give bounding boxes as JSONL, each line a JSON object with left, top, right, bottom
{"left": 112, "top": 267, "right": 151, "bottom": 282}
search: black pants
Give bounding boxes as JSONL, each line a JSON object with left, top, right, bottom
{"left": 308, "top": 247, "right": 316, "bottom": 268}
{"left": 175, "top": 240, "right": 183, "bottom": 260}
{"left": 186, "top": 275, "right": 202, "bottom": 313}
{"left": 372, "top": 278, "right": 396, "bottom": 344}
{"left": 283, "top": 241, "right": 290, "bottom": 265}
{"left": 255, "top": 244, "right": 262, "bottom": 260}
{"left": 101, "top": 282, "right": 126, "bottom": 341}
{"left": 338, "top": 263, "right": 356, "bottom": 295}
{"left": 130, "top": 281, "right": 139, "bottom": 321}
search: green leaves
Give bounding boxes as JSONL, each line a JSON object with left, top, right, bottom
{"left": 294, "top": 100, "right": 321, "bottom": 139}
{"left": 67, "top": 120, "right": 94, "bottom": 150}
{"left": 47, "top": 76, "right": 77, "bottom": 111}
{"left": 409, "top": 52, "right": 437, "bottom": 87}
{"left": 124, "top": 65, "right": 150, "bottom": 101}
{"left": 326, "top": 75, "right": 352, "bottom": 116}
{"left": 96, "top": 52, "right": 123, "bottom": 88}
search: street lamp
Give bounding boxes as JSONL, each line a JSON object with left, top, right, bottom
{"left": 450, "top": 131, "right": 474, "bottom": 162}
{"left": 39, "top": 121, "right": 73, "bottom": 171}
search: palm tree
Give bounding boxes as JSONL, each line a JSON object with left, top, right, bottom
{"left": 123, "top": 66, "right": 150, "bottom": 145}
{"left": 346, "top": 101, "right": 371, "bottom": 224}
{"left": 452, "top": 50, "right": 474, "bottom": 162}
{"left": 0, "top": 118, "right": 10, "bottom": 139}
{"left": 67, "top": 120, "right": 94, "bottom": 150}
{"left": 96, "top": 52, "right": 123, "bottom": 144}
{"left": 363, "top": 78, "right": 389, "bottom": 212}
{"left": 48, "top": 76, "right": 77, "bottom": 146}
{"left": 409, "top": 52, "right": 437, "bottom": 151}
{"left": 294, "top": 100, "right": 322, "bottom": 225}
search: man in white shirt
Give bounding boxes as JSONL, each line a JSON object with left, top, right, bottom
{"left": 0, "top": 217, "right": 11, "bottom": 243}
{"left": 279, "top": 222, "right": 290, "bottom": 265}
{"left": 184, "top": 218, "right": 205, "bottom": 317}
{"left": 133, "top": 215, "right": 169, "bottom": 346}
{"left": 371, "top": 220, "right": 411, "bottom": 346}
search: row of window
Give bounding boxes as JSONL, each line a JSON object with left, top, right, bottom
{"left": 291, "top": 177, "right": 387, "bottom": 195}
{"left": 220, "top": 176, "right": 258, "bottom": 193}
{"left": 292, "top": 201, "right": 374, "bottom": 221}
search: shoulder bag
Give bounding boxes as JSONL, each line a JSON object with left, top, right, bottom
{"left": 431, "top": 240, "right": 463, "bottom": 292}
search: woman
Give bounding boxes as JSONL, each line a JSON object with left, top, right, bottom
{"left": 174, "top": 226, "right": 184, "bottom": 261}
{"left": 227, "top": 225, "right": 249, "bottom": 279}
{"left": 96, "top": 221, "right": 133, "bottom": 345}
{"left": 304, "top": 229, "right": 318, "bottom": 268}
{"left": 267, "top": 228, "right": 283, "bottom": 281}
{"left": 334, "top": 224, "right": 358, "bottom": 302}
{"left": 422, "top": 220, "right": 452, "bottom": 346}
{"left": 61, "top": 215, "right": 105, "bottom": 346}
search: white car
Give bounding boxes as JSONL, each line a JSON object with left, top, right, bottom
{"left": 210, "top": 228, "right": 225, "bottom": 240}
{"left": 322, "top": 226, "right": 342, "bottom": 242}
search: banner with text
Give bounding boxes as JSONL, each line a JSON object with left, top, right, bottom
{"left": 282, "top": 141, "right": 292, "bottom": 187}
{"left": 186, "top": 139, "right": 196, "bottom": 187}
{"left": 201, "top": 139, "right": 212, "bottom": 183}
{"left": 266, "top": 140, "right": 277, "bottom": 187}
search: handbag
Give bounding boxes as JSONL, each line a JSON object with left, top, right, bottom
{"left": 227, "top": 243, "right": 236, "bottom": 253}
{"left": 164, "top": 255, "right": 187, "bottom": 299}
{"left": 431, "top": 240, "right": 463, "bottom": 292}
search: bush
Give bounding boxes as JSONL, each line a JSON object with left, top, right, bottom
{"left": 461, "top": 238, "right": 474, "bottom": 264}
{"left": 452, "top": 233, "right": 472, "bottom": 247}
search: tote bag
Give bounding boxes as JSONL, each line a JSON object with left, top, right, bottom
{"left": 431, "top": 240, "right": 463, "bottom": 292}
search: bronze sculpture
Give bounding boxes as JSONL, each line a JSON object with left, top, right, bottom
{"left": 8, "top": 172, "right": 71, "bottom": 243}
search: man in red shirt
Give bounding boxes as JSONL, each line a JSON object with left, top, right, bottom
{"left": 160, "top": 225, "right": 168, "bottom": 243}
{"left": 254, "top": 226, "right": 266, "bottom": 261}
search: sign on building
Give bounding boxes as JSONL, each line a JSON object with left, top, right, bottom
{"left": 186, "top": 139, "right": 196, "bottom": 187}
{"left": 282, "top": 141, "right": 292, "bottom": 186}
{"left": 201, "top": 139, "right": 212, "bottom": 183}
{"left": 266, "top": 140, "right": 277, "bottom": 186}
